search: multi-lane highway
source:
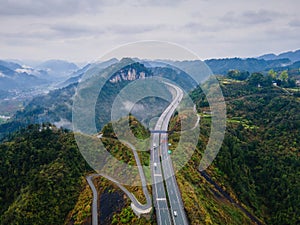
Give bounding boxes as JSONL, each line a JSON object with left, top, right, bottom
{"left": 87, "top": 81, "right": 188, "bottom": 225}
{"left": 151, "top": 82, "right": 189, "bottom": 225}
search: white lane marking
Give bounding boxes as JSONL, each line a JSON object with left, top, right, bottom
{"left": 157, "top": 198, "right": 167, "bottom": 201}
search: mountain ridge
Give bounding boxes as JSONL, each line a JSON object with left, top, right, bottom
{"left": 257, "top": 49, "right": 300, "bottom": 62}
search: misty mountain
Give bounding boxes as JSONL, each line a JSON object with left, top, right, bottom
{"left": 56, "top": 58, "right": 119, "bottom": 88}
{"left": 257, "top": 53, "right": 278, "bottom": 61}
{"left": 0, "top": 60, "right": 49, "bottom": 91}
{"left": 0, "top": 89, "right": 10, "bottom": 99}
{"left": 0, "top": 60, "right": 150, "bottom": 137}
{"left": 1, "top": 53, "right": 299, "bottom": 138}
{"left": 0, "top": 59, "right": 195, "bottom": 139}
{"left": 258, "top": 49, "right": 300, "bottom": 63}
{"left": 93, "top": 58, "right": 119, "bottom": 69}
{"left": 6, "top": 59, "right": 43, "bottom": 68}
{"left": 0, "top": 60, "right": 22, "bottom": 71}
{"left": 140, "top": 57, "right": 293, "bottom": 77}
{"left": 55, "top": 64, "right": 91, "bottom": 88}
{"left": 36, "top": 59, "right": 79, "bottom": 81}
{"left": 205, "top": 57, "right": 291, "bottom": 75}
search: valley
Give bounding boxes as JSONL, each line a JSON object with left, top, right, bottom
{"left": 0, "top": 52, "right": 299, "bottom": 225}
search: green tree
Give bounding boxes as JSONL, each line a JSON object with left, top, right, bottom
{"left": 279, "top": 70, "right": 288, "bottom": 82}
{"left": 268, "top": 69, "right": 277, "bottom": 79}
{"left": 248, "top": 72, "right": 264, "bottom": 86}
{"left": 227, "top": 70, "right": 250, "bottom": 80}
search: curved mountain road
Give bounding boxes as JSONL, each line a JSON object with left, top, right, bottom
{"left": 151, "top": 82, "right": 189, "bottom": 225}
{"left": 86, "top": 140, "right": 152, "bottom": 224}
{"left": 86, "top": 175, "right": 98, "bottom": 225}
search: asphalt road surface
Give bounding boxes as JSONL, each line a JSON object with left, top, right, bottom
{"left": 86, "top": 175, "right": 98, "bottom": 225}
{"left": 151, "top": 82, "right": 189, "bottom": 225}
{"left": 87, "top": 82, "right": 188, "bottom": 225}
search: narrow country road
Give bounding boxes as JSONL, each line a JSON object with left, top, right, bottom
{"left": 86, "top": 175, "right": 98, "bottom": 225}
{"left": 86, "top": 140, "right": 152, "bottom": 225}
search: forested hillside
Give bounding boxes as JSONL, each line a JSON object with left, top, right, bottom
{"left": 190, "top": 77, "right": 300, "bottom": 225}
{"left": 0, "top": 60, "right": 299, "bottom": 224}
{"left": 0, "top": 124, "right": 91, "bottom": 224}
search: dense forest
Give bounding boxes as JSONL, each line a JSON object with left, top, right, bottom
{"left": 0, "top": 124, "right": 91, "bottom": 224}
{"left": 189, "top": 75, "right": 300, "bottom": 225}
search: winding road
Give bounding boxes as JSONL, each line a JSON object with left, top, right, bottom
{"left": 86, "top": 82, "right": 188, "bottom": 225}
{"left": 151, "top": 82, "right": 189, "bottom": 225}
{"left": 86, "top": 175, "right": 98, "bottom": 225}
{"left": 86, "top": 141, "right": 152, "bottom": 225}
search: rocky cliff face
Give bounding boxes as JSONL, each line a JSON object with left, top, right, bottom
{"left": 109, "top": 68, "right": 146, "bottom": 83}
{"left": 109, "top": 62, "right": 152, "bottom": 83}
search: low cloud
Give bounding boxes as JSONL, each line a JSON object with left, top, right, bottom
{"left": 128, "top": 0, "right": 188, "bottom": 7}
{"left": 0, "top": 0, "right": 186, "bottom": 17}
{"left": 0, "top": 22, "right": 165, "bottom": 42}
{"left": 221, "top": 10, "right": 282, "bottom": 26}
{"left": 108, "top": 24, "right": 166, "bottom": 34}
{"left": 0, "top": 0, "right": 299, "bottom": 61}
{"left": 0, "top": 0, "right": 113, "bottom": 17}
{"left": 50, "top": 24, "right": 104, "bottom": 37}
{"left": 54, "top": 118, "right": 72, "bottom": 129}
{"left": 289, "top": 19, "right": 300, "bottom": 27}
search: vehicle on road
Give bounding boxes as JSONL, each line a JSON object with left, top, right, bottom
{"left": 174, "top": 210, "right": 178, "bottom": 217}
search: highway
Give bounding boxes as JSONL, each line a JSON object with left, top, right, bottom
{"left": 151, "top": 82, "right": 189, "bottom": 225}
{"left": 86, "top": 81, "right": 188, "bottom": 225}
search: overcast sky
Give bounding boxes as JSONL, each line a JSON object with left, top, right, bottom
{"left": 0, "top": 0, "right": 299, "bottom": 63}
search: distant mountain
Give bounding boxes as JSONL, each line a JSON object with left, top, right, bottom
{"left": 6, "top": 59, "right": 43, "bottom": 68}
{"left": 257, "top": 53, "right": 278, "bottom": 61}
{"left": 56, "top": 58, "right": 119, "bottom": 88}
{"left": 140, "top": 57, "right": 293, "bottom": 76}
{"left": 0, "top": 60, "right": 22, "bottom": 71}
{"left": 1, "top": 60, "right": 48, "bottom": 77}
{"left": 1, "top": 54, "right": 299, "bottom": 138}
{"left": 0, "top": 60, "right": 151, "bottom": 137}
{"left": 205, "top": 57, "right": 290, "bottom": 75}
{"left": 93, "top": 58, "right": 119, "bottom": 69}
{"left": 36, "top": 60, "right": 79, "bottom": 81}
{"left": 258, "top": 49, "right": 300, "bottom": 63}
{"left": 0, "top": 64, "right": 16, "bottom": 77}
{"left": 0, "top": 89, "right": 10, "bottom": 99}
{"left": 0, "top": 60, "right": 49, "bottom": 91}
{"left": 55, "top": 64, "right": 91, "bottom": 88}
{"left": 269, "top": 60, "right": 300, "bottom": 80}
{"left": 0, "top": 59, "right": 194, "bottom": 139}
